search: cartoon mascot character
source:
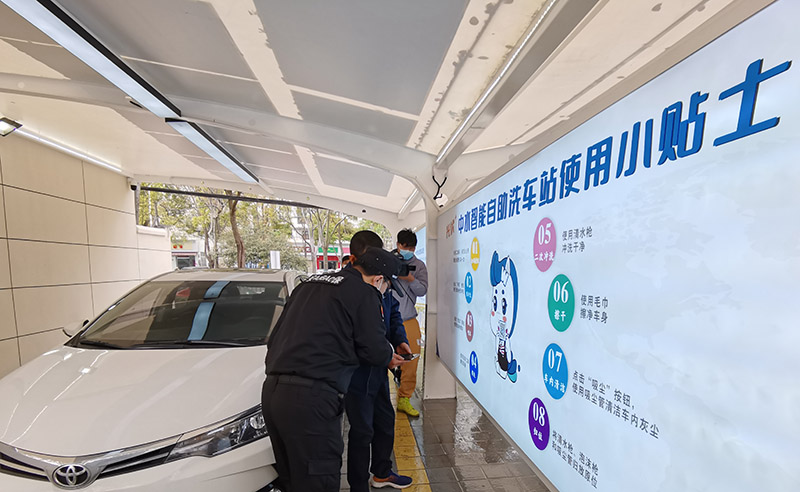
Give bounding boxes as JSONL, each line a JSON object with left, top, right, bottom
{"left": 490, "top": 251, "right": 519, "bottom": 382}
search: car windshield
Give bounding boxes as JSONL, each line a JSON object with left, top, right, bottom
{"left": 71, "top": 280, "right": 287, "bottom": 349}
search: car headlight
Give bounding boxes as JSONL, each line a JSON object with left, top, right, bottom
{"left": 166, "top": 405, "right": 268, "bottom": 462}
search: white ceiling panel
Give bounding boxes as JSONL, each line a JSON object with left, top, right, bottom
{"left": 129, "top": 64, "right": 276, "bottom": 114}
{"left": 256, "top": 0, "right": 466, "bottom": 114}
{"left": 0, "top": 2, "right": 53, "bottom": 44}
{"left": 148, "top": 132, "right": 209, "bottom": 158}
{"left": 0, "top": 0, "right": 772, "bottom": 226}
{"left": 113, "top": 107, "right": 178, "bottom": 135}
{"left": 294, "top": 92, "right": 417, "bottom": 146}
{"left": 252, "top": 166, "right": 316, "bottom": 187}
{"left": 230, "top": 146, "right": 305, "bottom": 174}
{"left": 58, "top": 0, "right": 259, "bottom": 79}
{"left": 3, "top": 41, "right": 110, "bottom": 86}
{"left": 316, "top": 156, "right": 394, "bottom": 197}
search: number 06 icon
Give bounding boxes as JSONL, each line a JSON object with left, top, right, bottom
{"left": 548, "top": 274, "right": 574, "bottom": 331}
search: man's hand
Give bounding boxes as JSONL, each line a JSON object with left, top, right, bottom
{"left": 388, "top": 353, "right": 408, "bottom": 369}
{"left": 398, "top": 274, "right": 415, "bottom": 283}
{"left": 396, "top": 342, "right": 412, "bottom": 355}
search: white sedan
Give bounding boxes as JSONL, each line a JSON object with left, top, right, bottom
{"left": 0, "top": 269, "right": 303, "bottom": 491}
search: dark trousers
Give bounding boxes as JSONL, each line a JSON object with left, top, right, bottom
{"left": 345, "top": 369, "right": 395, "bottom": 492}
{"left": 261, "top": 376, "right": 345, "bottom": 492}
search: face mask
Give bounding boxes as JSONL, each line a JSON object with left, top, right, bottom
{"left": 374, "top": 277, "right": 387, "bottom": 294}
{"left": 398, "top": 249, "right": 414, "bottom": 260}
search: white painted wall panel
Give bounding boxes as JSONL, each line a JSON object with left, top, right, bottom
{"left": 82, "top": 162, "right": 134, "bottom": 213}
{"left": 0, "top": 137, "right": 85, "bottom": 202}
{"left": 136, "top": 226, "right": 170, "bottom": 250}
{"left": 89, "top": 246, "right": 139, "bottom": 283}
{"left": 13, "top": 284, "right": 93, "bottom": 336}
{"left": 4, "top": 187, "right": 88, "bottom": 244}
{"left": 18, "top": 329, "right": 69, "bottom": 365}
{"left": 8, "top": 240, "right": 90, "bottom": 287}
{"left": 0, "top": 134, "right": 171, "bottom": 374}
{"left": 138, "top": 248, "right": 173, "bottom": 281}
{"left": 0, "top": 239, "right": 9, "bottom": 289}
{"left": 0, "top": 290, "right": 16, "bottom": 341}
{"left": 0, "top": 185, "right": 6, "bottom": 237}
{"left": 0, "top": 339, "right": 20, "bottom": 379}
{"left": 87, "top": 205, "right": 137, "bottom": 248}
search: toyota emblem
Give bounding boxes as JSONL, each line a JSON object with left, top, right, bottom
{"left": 53, "top": 464, "right": 90, "bottom": 488}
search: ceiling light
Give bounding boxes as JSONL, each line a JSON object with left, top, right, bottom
{"left": 166, "top": 119, "right": 258, "bottom": 184}
{"left": 0, "top": 117, "right": 22, "bottom": 137}
{"left": 16, "top": 128, "right": 122, "bottom": 174}
{"left": 1, "top": 0, "right": 181, "bottom": 118}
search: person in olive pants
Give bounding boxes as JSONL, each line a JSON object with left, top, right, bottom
{"left": 393, "top": 229, "right": 428, "bottom": 417}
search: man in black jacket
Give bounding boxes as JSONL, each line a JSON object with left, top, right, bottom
{"left": 262, "top": 247, "right": 407, "bottom": 492}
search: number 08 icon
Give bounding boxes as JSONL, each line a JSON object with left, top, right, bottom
{"left": 528, "top": 398, "right": 550, "bottom": 451}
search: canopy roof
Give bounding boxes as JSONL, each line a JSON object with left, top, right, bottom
{"left": 0, "top": 0, "right": 771, "bottom": 229}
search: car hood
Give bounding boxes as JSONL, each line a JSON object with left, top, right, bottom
{"left": 0, "top": 345, "right": 267, "bottom": 456}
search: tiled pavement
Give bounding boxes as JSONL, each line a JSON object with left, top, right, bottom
{"left": 341, "top": 386, "right": 549, "bottom": 492}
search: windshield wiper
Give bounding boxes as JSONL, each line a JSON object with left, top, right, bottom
{"left": 76, "top": 339, "right": 128, "bottom": 350}
{"left": 132, "top": 339, "right": 263, "bottom": 348}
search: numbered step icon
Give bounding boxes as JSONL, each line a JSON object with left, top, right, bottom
{"left": 469, "top": 351, "right": 479, "bottom": 383}
{"left": 528, "top": 398, "right": 550, "bottom": 451}
{"left": 533, "top": 217, "right": 556, "bottom": 272}
{"left": 548, "top": 274, "right": 574, "bottom": 332}
{"left": 542, "top": 343, "right": 568, "bottom": 399}
{"left": 470, "top": 237, "right": 480, "bottom": 271}
{"left": 465, "top": 311, "right": 474, "bottom": 342}
{"left": 465, "top": 272, "right": 474, "bottom": 304}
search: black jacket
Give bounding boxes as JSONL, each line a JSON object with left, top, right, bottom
{"left": 265, "top": 267, "right": 394, "bottom": 393}
{"left": 348, "top": 287, "right": 408, "bottom": 396}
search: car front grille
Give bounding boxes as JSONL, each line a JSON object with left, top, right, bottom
{"left": 0, "top": 450, "right": 49, "bottom": 481}
{"left": 0, "top": 437, "right": 179, "bottom": 487}
{"left": 95, "top": 444, "right": 174, "bottom": 478}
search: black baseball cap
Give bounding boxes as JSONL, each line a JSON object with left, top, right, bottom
{"left": 356, "top": 247, "right": 405, "bottom": 297}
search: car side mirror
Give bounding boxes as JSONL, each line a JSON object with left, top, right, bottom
{"left": 63, "top": 319, "right": 89, "bottom": 338}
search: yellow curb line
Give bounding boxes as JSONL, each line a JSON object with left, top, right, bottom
{"left": 391, "top": 383, "right": 431, "bottom": 490}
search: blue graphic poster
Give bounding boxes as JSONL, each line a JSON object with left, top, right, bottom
{"left": 436, "top": 3, "right": 800, "bottom": 491}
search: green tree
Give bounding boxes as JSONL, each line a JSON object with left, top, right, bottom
{"left": 136, "top": 185, "right": 380, "bottom": 272}
{"left": 281, "top": 208, "right": 354, "bottom": 272}
{"left": 357, "top": 219, "right": 394, "bottom": 248}
{"left": 220, "top": 202, "right": 306, "bottom": 271}
{"left": 226, "top": 190, "right": 245, "bottom": 268}
{"left": 137, "top": 184, "right": 228, "bottom": 267}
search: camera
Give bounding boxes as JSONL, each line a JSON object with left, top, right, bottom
{"left": 398, "top": 263, "right": 416, "bottom": 277}
{"left": 391, "top": 250, "right": 416, "bottom": 277}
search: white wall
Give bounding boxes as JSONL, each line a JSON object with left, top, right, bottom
{"left": 0, "top": 136, "right": 171, "bottom": 378}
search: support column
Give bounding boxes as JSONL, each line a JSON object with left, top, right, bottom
{"left": 422, "top": 201, "right": 456, "bottom": 400}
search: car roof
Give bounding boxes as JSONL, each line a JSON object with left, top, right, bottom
{"left": 156, "top": 269, "right": 293, "bottom": 283}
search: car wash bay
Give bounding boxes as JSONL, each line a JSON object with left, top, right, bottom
{"left": 0, "top": 1, "right": 786, "bottom": 491}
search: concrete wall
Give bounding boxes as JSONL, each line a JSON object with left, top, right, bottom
{"left": 0, "top": 136, "right": 171, "bottom": 378}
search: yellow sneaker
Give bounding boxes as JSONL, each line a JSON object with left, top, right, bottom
{"left": 397, "top": 397, "right": 420, "bottom": 417}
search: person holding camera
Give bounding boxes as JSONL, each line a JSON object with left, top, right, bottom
{"left": 393, "top": 229, "right": 428, "bottom": 417}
